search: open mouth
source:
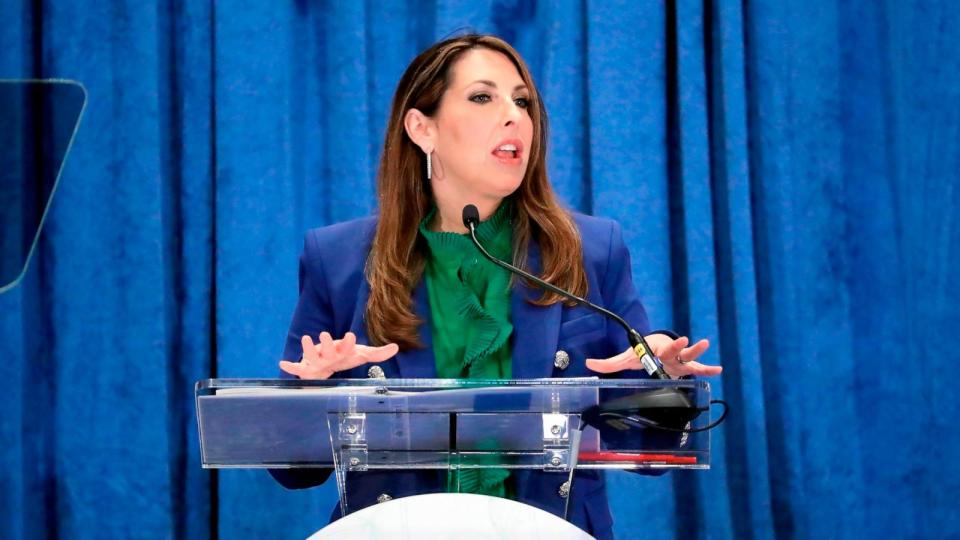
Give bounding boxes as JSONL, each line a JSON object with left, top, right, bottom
{"left": 491, "top": 140, "right": 523, "bottom": 162}
{"left": 493, "top": 145, "right": 518, "bottom": 159}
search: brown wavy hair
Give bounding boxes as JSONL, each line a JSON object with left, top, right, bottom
{"left": 366, "top": 34, "right": 587, "bottom": 349}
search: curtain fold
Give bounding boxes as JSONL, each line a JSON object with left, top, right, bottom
{"left": 2, "top": 1, "right": 957, "bottom": 538}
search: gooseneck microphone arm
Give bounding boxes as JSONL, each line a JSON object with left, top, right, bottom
{"left": 461, "top": 204, "right": 671, "bottom": 380}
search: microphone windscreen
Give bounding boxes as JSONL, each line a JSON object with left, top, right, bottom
{"left": 462, "top": 205, "right": 480, "bottom": 228}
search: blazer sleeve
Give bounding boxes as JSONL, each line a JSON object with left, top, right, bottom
{"left": 598, "top": 219, "right": 652, "bottom": 353}
{"left": 281, "top": 231, "right": 336, "bottom": 365}
{"left": 270, "top": 231, "right": 336, "bottom": 489}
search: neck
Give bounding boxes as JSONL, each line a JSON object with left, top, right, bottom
{"left": 431, "top": 193, "right": 503, "bottom": 234}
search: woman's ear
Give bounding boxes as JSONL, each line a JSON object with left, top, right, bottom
{"left": 403, "top": 108, "right": 435, "bottom": 153}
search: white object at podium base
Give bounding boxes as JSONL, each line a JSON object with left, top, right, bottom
{"left": 307, "top": 493, "right": 595, "bottom": 540}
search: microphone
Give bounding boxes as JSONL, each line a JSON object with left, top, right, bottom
{"left": 461, "top": 204, "right": 669, "bottom": 379}
{"left": 461, "top": 204, "right": 722, "bottom": 435}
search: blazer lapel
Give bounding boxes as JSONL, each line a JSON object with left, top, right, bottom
{"left": 349, "top": 277, "right": 437, "bottom": 379}
{"left": 510, "top": 238, "right": 562, "bottom": 380}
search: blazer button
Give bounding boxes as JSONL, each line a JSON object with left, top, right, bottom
{"left": 558, "top": 481, "right": 570, "bottom": 498}
{"left": 554, "top": 350, "right": 570, "bottom": 370}
{"left": 377, "top": 493, "right": 392, "bottom": 504}
{"left": 367, "top": 365, "right": 386, "bottom": 379}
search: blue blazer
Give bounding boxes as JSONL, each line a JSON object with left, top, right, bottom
{"left": 273, "top": 212, "right": 654, "bottom": 540}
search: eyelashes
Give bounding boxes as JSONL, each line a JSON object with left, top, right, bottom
{"left": 468, "top": 93, "right": 492, "bottom": 104}
{"left": 469, "top": 93, "right": 530, "bottom": 109}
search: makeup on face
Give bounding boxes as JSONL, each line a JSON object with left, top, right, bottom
{"left": 431, "top": 49, "right": 535, "bottom": 201}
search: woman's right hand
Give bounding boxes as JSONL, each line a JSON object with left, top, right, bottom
{"left": 278, "top": 331, "right": 400, "bottom": 380}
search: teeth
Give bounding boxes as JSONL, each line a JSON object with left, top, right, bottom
{"left": 497, "top": 144, "right": 517, "bottom": 152}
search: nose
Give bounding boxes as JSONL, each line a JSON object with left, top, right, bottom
{"left": 502, "top": 98, "right": 522, "bottom": 126}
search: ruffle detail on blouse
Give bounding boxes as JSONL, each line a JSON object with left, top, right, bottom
{"left": 456, "top": 290, "right": 512, "bottom": 376}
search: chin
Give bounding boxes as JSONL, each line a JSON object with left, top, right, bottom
{"left": 490, "top": 179, "right": 523, "bottom": 198}
{"left": 469, "top": 169, "right": 525, "bottom": 200}
{"left": 496, "top": 172, "right": 526, "bottom": 193}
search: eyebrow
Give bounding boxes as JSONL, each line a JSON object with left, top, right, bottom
{"left": 469, "top": 80, "right": 528, "bottom": 92}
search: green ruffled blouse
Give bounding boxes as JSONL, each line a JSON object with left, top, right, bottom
{"left": 418, "top": 201, "right": 515, "bottom": 497}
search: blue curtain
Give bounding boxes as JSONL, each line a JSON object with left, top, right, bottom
{"left": 2, "top": 1, "right": 958, "bottom": 538}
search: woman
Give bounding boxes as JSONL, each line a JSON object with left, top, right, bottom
{"left": 273, "top": 34, "right": 721, "bottom": 539}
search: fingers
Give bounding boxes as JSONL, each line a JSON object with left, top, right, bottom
{"left": 318, "top": 331, "right": 335, "bottom": 353}
{"left": 585, "top": 347, "right": 638, "bottom": 373}
{"left": 337, "top": 332, "right": 357, "bottom": 357}
{"left": 667, "top": 360, "right": 723, "bottom": 377}
{"left": 678, "top": 338, "right": 710, "bottom": 363}
{"left": 279, "top": 355, "right": 333, "bottom": 380}
{"left": 583, "top": 336, "right": 721, "bottom": 378}
{"left": 293, "top": 331, "right": 400, "bottom": 376}
{"left": 294, "top": 334, "right": 335, "bottom": 379}
{"left": 661, "top": 338, "right": 720, "bottom": 378}
{"left": 363, "top": 343, "right": 400, "bottom": 362}
{"left": 683, "top": 362, "right": 723, "bottom": 376}
{"left": 301, "top": 335, "right": 321, "bottom": 363}
{"left": 647, "top": 335, "right": 710, "bottom": 363}
{"left": 279, "top": 359, "right": 305, "bottom": 377}
{"left": 656, "top": 336, "right": 689, "bottom": 362}
{"left": 340, "top": 342, "right": 400, "bottom": 371}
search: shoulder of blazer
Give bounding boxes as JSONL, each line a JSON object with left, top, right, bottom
{"left": 303, "top": 215, "right": 378, "bottom": 258}
{"left": 570, "top": 212, "right": 620, "bottom": 272}
{"left": 301, "top": 216, "right": 378, "bottom": 294}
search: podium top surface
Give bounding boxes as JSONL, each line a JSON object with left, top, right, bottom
{"left": 197, "top": 377, "right": 709, "bottom": 392}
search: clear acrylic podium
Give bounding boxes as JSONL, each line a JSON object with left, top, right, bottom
{"left": 196, "top": 378, "right": 713, "bottom": 519}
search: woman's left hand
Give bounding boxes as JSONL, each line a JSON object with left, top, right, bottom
{"left": 585, "top": 334, "right": 722, "bottom": 378}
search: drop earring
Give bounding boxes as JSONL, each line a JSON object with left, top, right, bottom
{"left": 426, "top": 150, "right": 432, "bottom": 180}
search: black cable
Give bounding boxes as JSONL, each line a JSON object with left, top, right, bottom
{"left": 595, "top": 399, "right": 728, "bottom": 433}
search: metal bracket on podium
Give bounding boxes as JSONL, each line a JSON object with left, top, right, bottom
{"left": 542, "top": 413, "right": 571, "bottom": 470}
{"left": 339, "top": 412, "right": 367, "bottom": 471}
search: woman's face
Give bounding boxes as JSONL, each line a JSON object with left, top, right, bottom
{"left": 430, "top": 48, "right": 534, "bottom": 204}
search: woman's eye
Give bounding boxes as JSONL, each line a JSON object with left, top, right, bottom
{"left": 514, "top": 97, "right": 530, "bottom": 109}
{"left": 469, "top": 93, "right": 491, "bottom": 104}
